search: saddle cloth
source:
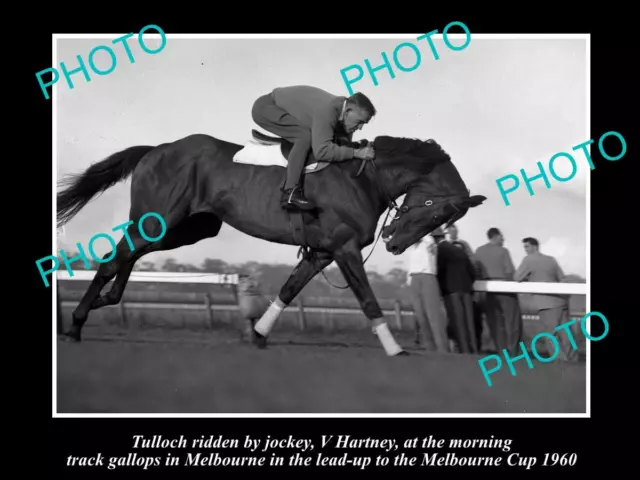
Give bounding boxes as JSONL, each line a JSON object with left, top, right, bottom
{"left": 232, "top": 139, "right": 320, "bottom": 173}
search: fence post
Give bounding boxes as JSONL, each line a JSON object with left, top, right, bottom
{"left": 229, "top": 284, "right": 241, "bottom": 326}
{"left": 296, "top": 297, "right": 306, "bottom": 331}
{"left": 393, "top": 299, "right": 402, "bottom": 330}
{"left": 119, "top": 301, "right": 128, "bottom": 327}
{"left": 204, "top": 293, "right": 214, "bottom": 329}
{"left": 328, "top": 311, "right": 335, "bottom": 332}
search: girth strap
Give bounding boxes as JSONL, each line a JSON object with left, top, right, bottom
{"left": 288, "top": 211, "right": 311, "bottom": 259}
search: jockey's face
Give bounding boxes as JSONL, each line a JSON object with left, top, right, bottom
{"left": 342, "top": 106, "right": 371, "bottom": 134}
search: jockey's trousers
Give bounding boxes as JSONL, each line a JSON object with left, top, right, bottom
{"left": 251, "top": 93, "right": 311, "bottom": 190}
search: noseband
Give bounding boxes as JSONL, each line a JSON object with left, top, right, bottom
{"left": 320, "top": 155, "right": 464, "bottom": 290}
{"left": 356, "top": 156, "right": 469, "bottom": 239}
{"left": 394, "top": 193, "right": 468, "bottom": 226}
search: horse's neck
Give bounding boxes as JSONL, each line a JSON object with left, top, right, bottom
{"left": 369, "top": 161, "right": 416, "bottom": 202}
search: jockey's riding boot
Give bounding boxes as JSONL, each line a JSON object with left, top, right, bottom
{"left": 281, "top": 186, "right": 316, "bottom": 211}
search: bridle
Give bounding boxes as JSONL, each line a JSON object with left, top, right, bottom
{"left": 317, "top": 157, "right": 398, "bottom": 289}
{"left": 394, "top": 191, "right": 469, "bottom": 228}
{"left": 318, "top": 155, "right": 465, "bottom": 289}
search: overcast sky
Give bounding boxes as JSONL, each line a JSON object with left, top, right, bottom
{"left": 55, "top": 35, "right": 587, "bottom": 276}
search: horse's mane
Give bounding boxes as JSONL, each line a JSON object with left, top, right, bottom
{"left": 371, "top": 135, "right": 451, "bottom": 173}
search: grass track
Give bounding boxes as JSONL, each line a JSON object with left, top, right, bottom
{"left": 56, "top": 326, "right": 586, "bottom": 414}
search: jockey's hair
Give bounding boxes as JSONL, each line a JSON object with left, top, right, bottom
{"left": 347, "top": 92, "right": 377, "bottom": 117}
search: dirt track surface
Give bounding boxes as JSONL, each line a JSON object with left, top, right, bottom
{"left": 56, "top": 327, "right": 586, "bottom": 414}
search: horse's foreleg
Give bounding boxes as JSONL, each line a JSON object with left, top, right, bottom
{"left": 253, "top": 250, "right": 333, "bottom": 343}
{"left": 333, "top": 242, "right": 408, "bottom": 356}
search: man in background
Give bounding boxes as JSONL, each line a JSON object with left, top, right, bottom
{"left": 515, "top": 237, "right": 577, "bottom": 361}
{"left": 433, "top": 228, "right": 478, "bottom": 354}
{"left": 446, "top": 223, "right": 484, "bottom": 351}
{"left": 474, "top": 227, "right": 523, "bottom": 355}
{"left": 406, "top": 231, "right": 449, "bottom": 353}
{"left": 446, "top": 224, "right": 473, "bottom": 258}
{"left": 234, "top": 266, "right": 269, "bottom": 345}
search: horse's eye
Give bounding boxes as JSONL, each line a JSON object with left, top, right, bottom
{"left": 401, "top": 205, "right": 409, "bottom": 212}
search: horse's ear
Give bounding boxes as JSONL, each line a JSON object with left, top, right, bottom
{"left": 459, "top": 195, "right": 486, "bottom": 208}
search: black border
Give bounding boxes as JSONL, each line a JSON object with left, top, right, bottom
{"left": 15, "top": 10, "right": 632, "bottom": 478}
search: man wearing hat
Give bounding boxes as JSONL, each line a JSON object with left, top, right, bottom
{"left": 432, "top": 227, "right": 479, "bottom": 354}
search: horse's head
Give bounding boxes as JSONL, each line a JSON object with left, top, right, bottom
{"left": 382, "top": 191, "right": 486, "bottom": 255}
{"left": 371, "top": 136, "right": 486, "bottom": 255}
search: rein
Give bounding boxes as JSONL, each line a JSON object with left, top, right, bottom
{"left": 317, "top": 154, "right": 468, "bottom": 290}
{"left": 319, "top": 156, "right": 399, "bottom": 290}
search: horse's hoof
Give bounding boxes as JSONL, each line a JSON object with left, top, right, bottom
{"left": 59, "top": 331, "right": 81, "bottom": 343}
{"left": 253, "top": 331, "right": 267, "bottom": 349}
{"left": 395, "top": 350, "right": 410, "bottom": 356}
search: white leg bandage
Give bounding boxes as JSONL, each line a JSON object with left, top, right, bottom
{"left": 373, "top": 322, "right": 404, "bottom": 356}
{"left": 254, "top": 298, "right": 285, "bottom": 337}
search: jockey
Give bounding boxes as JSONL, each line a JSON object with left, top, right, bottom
{"left": 251, "top": 85, "right": 376, "bottom": 211}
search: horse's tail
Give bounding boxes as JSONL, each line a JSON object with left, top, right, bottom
{"left": 56, "top": 145, "right": 155, "bottom": 228}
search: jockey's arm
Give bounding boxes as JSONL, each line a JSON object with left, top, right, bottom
{"left": 336, "top": 135, "right": 369, "bottom": 150}
{"left": 311, "top": 109, "right": 356, "bottom": 162}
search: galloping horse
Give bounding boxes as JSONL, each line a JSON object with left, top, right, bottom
{"left": 56, "top": 129, "right": 486, "bottom": 356}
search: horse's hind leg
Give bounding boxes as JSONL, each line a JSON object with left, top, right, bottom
{"left": 62, "top": 244, "right": 127, "bottom": 342}
{"left": 63, "top": 212, "right": 224, "bottom": 342}
{"left": 62, "top": 231, "right": 152, "bottom": 342}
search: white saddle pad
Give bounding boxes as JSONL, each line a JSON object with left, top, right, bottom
{"left": 233, "top": 139, "right": 320, "bottom": 172}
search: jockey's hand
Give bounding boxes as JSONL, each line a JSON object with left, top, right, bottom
{"left": 355, "top": 144, "right": 375, "bottom": 161}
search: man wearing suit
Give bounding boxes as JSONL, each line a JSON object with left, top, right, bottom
{"left": 474, "top": 227, "right": 523, "bottom": 355}
{"left": 433, "top": 228, "right": 478, "bottom": 354}
{"left": 235, "top": 267, "right": 269, "bottom": 344}
{"left": 446, "top": 223, "right": 484, "bottom": 351}
{"left": 251, "top": 85, "right": 376, "bottom": 211}
{"left": 515, "top": 237, "right": 577, "bottom": 361}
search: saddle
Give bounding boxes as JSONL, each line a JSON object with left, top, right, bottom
{"left": 246, "top": 129, "right": 368, "bottom": 260}
{"left": 250, "top": 129, "right": 333, "bottom": 173}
